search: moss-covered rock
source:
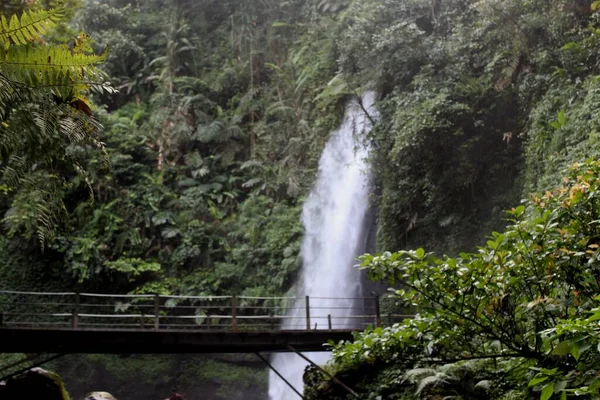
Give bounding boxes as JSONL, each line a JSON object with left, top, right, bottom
{"left": 0, "top": 368, "right": 70, "bottom": 400}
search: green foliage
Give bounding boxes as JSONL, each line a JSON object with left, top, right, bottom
{"left": 104, "top": 258, "right": 161, "bottom": 282}
{"left": 0, "top": 1, "right": 111, "bottom": 245}
{"left": 9, "top": 0, "right": 600, "bottom": 397}
{"left": 0, "top": 4, "right": 64, "bottom": 49}
{"left": 314, "top": 0, "right": 600, "bottom": 255}
{"left": 525, "top": 76, "right": 600, "bottom": 193}
{"left": 0, "top": 0, "right": 331, "bottom": 298}
{"left": 310, "top": 160, "right": 600, "bottom": 399}
{"left": 0, "top": 41, "right": 108, "bottom": 87}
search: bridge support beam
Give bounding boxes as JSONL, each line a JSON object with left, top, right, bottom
{"left": 255, "top": 353, "right": 304, "bottom": 399}
{"left": 0, "top": 353, "right": 66, "bottom": 382}
{"left": 288, "top": 345, "right": 360, "bottom": 399}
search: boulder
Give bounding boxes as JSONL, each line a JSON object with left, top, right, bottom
{"left": 0, "top": 367, "right": 70, "bottom": 400}
{"left": 84, "top": 392, "right": 118, "bottom": 400}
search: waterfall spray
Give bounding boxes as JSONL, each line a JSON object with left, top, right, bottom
{"left": 268, "top": 92, "right": 377, "bottom": 399}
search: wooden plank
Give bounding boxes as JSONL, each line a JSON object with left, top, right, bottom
{"left": 154, "top": 294, "right": 160, "bottom": 331}
{"left": 72, "top": 293, "right": 80, "bottom": 329}
{"left": 231, "top": 295, "right": 238, "bottom": 332}
{"left": 305, "top": 296, "right": 310, "bottom": 330}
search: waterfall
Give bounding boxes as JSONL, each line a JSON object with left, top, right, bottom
{"left": 268, "top": 91, "right": 376, "bottom": 399}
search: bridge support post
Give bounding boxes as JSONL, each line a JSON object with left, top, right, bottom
{"left": 154, "top": 294, "right": 160, "bottom": 331}
{"left": 305, "top": 296, "right": 311, "bottom": 330}
{"left": 288, "top": 345, "right": 360, "bottom": 399}
{"left": 231, "top": 295, "right": 238, "bottom": 332}
{"left": 72, "top": 292, "right": 80, "bottom": 329}
{"left": 375, "top": 296, "right": 381, "bottom": 328}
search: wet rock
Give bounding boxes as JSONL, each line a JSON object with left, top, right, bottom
{"left": 84, "top": 392, "right": 118, "bottom": 400}
{"left": 0, "top": 367, "right": 70, "bottom": 399}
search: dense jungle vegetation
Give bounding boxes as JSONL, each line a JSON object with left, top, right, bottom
{"left": 4, "top": 0, "right": 600, "bottom": 398}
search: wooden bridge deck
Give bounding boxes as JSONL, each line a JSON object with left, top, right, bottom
{"left": 0, "top": 327, "right": 354, "bottom": 353}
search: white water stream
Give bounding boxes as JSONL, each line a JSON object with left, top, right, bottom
{"left": 268, "top": 92, "right": 376, "bottom": 399}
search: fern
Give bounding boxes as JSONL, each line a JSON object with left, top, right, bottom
{"left": 0, "top": 43, "right": 108, "bottom": 88}
{"left": 1, "top": 169, "right": 68, "bottom": 247}
{"left": 0, "top": 4, "right": 65, "bottom": 50}
{"left": 0, "top": 3, "right": 110, "bottom": 247}
{"left": 194, "top": 116, "right": 244, "bottom": 143}
{"left": 0, "top": 2, "right": 109, "bottom": 93}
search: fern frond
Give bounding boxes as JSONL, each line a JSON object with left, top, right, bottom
{"left": 1, "top": 169, "right": 67, "bottom": 248}
{"left": 0, "top": 4, "right": 66, "bottom": 50}
{"left": 0, "top": 44, "right": 108, "bottom": 87}
{"left": 415, "top": 373, "right": 451, "bottom": 395}
{"left": 474, "top": 380, "right": 492, "bottom": 391}
{"left": 403, "top": 367, "right": 437, "bottom": 382}
{"left": 240, "top": 160, "right": 264, "bottom": 170}
{"left": 194, "top": 117, "right": 244, "bottom": 143}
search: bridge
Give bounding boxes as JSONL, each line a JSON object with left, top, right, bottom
{"left": 0, "top": 290, "right": 408, "bottom": 354}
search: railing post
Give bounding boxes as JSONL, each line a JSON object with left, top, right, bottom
{"left": 72, "top": 292, "right": 80, "bottom": 329}
{"left": 375, "top": 296, "right": 381, "bottom": 328}
{"left": 305, "top": 295, "right": 311, "bottom": 330}
{"left": 231, "top": 295, "right": 238, "bottom": 332}
{"left": 154, "top": 294, "right": 160, "bottom": 331}
{"left": 328, "top": 314, "right": 332, "bottom": 331}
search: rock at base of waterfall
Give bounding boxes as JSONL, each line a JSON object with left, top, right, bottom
{"left": 84, "top": 392, "right": 118, "bottom": 400}
{"left": 0, "top": 367, "right": 70, "bottom": 400}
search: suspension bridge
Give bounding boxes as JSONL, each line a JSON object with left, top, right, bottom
{"left": 0, "top": 290, "right": 409, "bottom": 354}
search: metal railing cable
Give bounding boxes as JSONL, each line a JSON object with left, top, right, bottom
{"left": 0, "top": 290, "right": 411, "bottom": 332}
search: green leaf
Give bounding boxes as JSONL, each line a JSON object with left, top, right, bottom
{"left": 415, "top": 248, "right": 425, "bottom": 259}
{"left": 552, "top": 341, "right": 572, "bottom": 356}
{"left": 554, "top": 381, "right": 567, "bottom": 393}
{"left": 557, "top": 110, "right": 566, "bottom": 126}
{"left": 572, "top": 343, "right": 592, "bottom": 361}
{"left": 550, "top": 121, "right": 561, "bottom": 130}
{"left": 541, "top": 383, "right": 554, "bottom": 400}
{"left": 530, "top": 376, "right": 549, "bottom": 387}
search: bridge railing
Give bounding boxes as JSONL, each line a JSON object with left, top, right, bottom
{"left": 0, "top": 290, "right": 412, "bottom": 332}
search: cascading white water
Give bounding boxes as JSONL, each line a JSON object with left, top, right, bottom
{"left": 268, "top": 92, "right": 377, "bottom": 400}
